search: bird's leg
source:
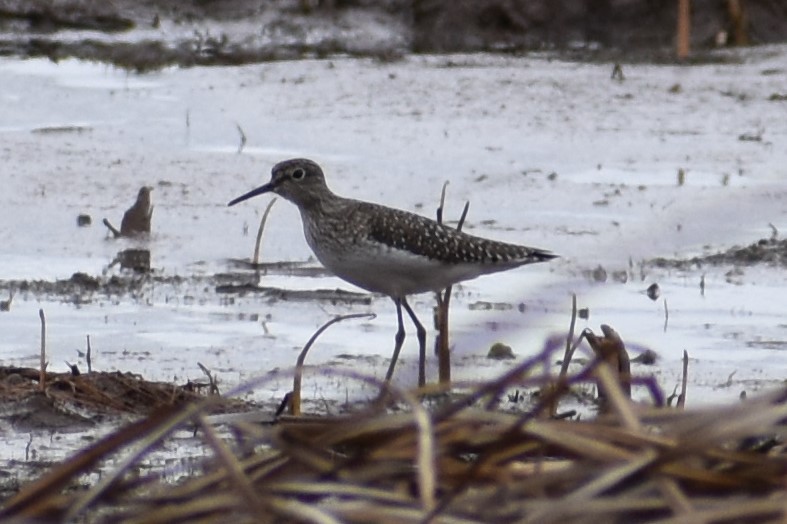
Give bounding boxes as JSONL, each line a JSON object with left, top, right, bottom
{"left": 385, "top": 298, "right": 406, "bottom": 382}
{"left": 401, "top": 297, "right": 427, "bottom": 387}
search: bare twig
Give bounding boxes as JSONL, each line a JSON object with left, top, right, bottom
{"left": 25, "top": 434, "right": 33, "bottom": 461}
{"left": 434, "top": 300, "right": 449, "bottom": 384}
{"left": 102, "top": 218, "right": 121, "bottom": 238}
{"left": 253, "top": 198, "right": 278, "bottom": 267}
{"left": 544, "top": 293, "right": 585, "bottom": 417}
{"left": 292, "top": 313, "right": 375, "bottom": 416}
{"left": 235, "top": 122, "right": 247, "bottom": 154}
{"left": 678, "top": 350, "right": 689, "bottom": 408}
{"left": 457, "top": 201, "right": 470, "bottom": 229}
{"left": 185, "top": 108, "right": 190, "bottom": 146}
{"left": 433, "top": 181, "right": 451, "bottom": 385}
{"left": 198, "top": 362, "right": 220, "bottom": 395}
{"left": 663, "top": 298, "right": 669, "bottom": 332}
{"left": 436, "top": 181, "right": 448, "bottom": 225}
{"left": 86, "top": 335, "right": 92, "bottom": 374}
{"left": 550, "top": 295, "right": 580, "bottom": 416}
{"left": 433, "top": 182, "right": 470, "bottom": 386}
{"left": 558, "top": 294, "right": 579, "bottom": 380}
{"left": 768, "top": 222, "right": 779, "bottom": 241}
{"left": 39, "top": 309, "right": 47, "bottom": 391}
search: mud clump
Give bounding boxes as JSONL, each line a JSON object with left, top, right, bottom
{"left": 1, "top": 270, "right": 184, "bottom": 303}
{"left": 0, "top": 365, "right": 250, "bottom": 431}
{"left": 10, "top": 272, "right": 126, "bottom": 300}
{"left": 66, "top": 272, "right": 100, "bottom": 291}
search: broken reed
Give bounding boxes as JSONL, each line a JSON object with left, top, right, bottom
{"left": 433, "top": 180, "right": 470, "bottom": 387}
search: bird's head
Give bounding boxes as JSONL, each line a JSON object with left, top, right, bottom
{"left": 228, "top": 158, "right": 329, "bottom": 208}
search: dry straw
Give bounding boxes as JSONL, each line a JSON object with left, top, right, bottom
{"left": 2, "top": 330, "right": 785, "bottom": 523}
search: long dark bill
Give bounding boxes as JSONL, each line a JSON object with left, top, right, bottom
{"left": 227, "top": 182, "right": 275, "bottom": 206}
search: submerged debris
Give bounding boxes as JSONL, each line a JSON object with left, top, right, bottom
{"left": 0, "top": 291, "right": 13, "bottom": 312}
{"left": 104, "top": 186, "right": 154, "bottom": 238}
{"left": 109, "top": 249, "right": 151, "bottom": 273}
{"left": 651, "top": 236, "right": 787, "bottom": 269}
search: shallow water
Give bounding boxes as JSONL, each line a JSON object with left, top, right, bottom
{"left": 1, "top": 49, "right": 786, "bottom": 453}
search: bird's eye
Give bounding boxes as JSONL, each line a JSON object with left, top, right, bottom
{"left": 292, "top": 168, "right": 305, "bottom": 180}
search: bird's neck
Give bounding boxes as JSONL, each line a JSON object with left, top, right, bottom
{"left": 292, "top": 187, "right": 342, "bottom": 214}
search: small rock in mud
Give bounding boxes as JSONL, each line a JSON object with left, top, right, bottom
{"left": 611, "top": 270, "right": 628, "bottom": 283}
{"left": 631, "top": 349, "right": 658, "bottom": 365}
{"left": 69, "top": 272, "right": 101, "bottom": 291}
{"left": 469, "top": 301, "right": 513, "bottom": 311}
{"left": 590, "top": 265, "right": 607, "bottom": 282}
{"left": 487, "top": 342, "right": 515, "bottom": 360}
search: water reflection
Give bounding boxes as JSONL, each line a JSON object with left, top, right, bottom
{"left": 110, "top": 249, "right": 151, "bottom": 273}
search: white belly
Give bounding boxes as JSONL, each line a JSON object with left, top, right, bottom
{"left": 311, "top": 239, "right": 501, "bottom": 298}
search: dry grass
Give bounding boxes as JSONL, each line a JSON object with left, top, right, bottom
{"left": 1, "top": 336, "right": 785, "bottom": 524}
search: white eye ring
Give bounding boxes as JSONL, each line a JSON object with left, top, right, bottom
{"left": 292, "top": 168, "right": 305, "bottom": 180}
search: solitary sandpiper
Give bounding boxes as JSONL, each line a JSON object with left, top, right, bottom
{"left": 228, "top": 159, "right": 556, "bottom": 383}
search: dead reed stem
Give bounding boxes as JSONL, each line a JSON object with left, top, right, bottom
{"left": 253, "top": 197, "right": 277, "bottom": 267}
{"left": 292, "top": 313, "right": 375, "bottom": 415}
{"left": 235, "top": 122, "right": 247, "bottom": 154}
{"left": 434, "top": 181, "right": 469, "bottom": 387}
{"left": 38, "top": 308, "right": 46, "bottom": 391}
{"left": 679, "top": 350, "right": 689, "bottom": 408}
{"left": 551, "top": 294, "right": 579, "bottom": 416}
{"left": 86, "top": 334, "right": 92, "bottom": 373}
